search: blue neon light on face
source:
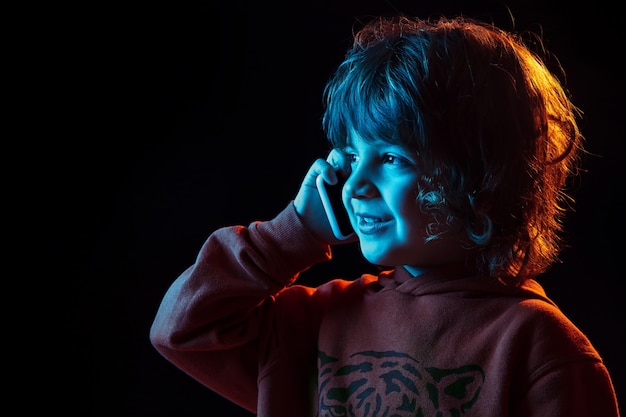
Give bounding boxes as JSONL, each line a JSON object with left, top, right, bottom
{"left": 342, "top": 132, "right": 467, "bottom": 273}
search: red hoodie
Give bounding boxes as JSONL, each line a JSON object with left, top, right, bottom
{"left": 150, "top": 203, "right": 620, "bottom": 416}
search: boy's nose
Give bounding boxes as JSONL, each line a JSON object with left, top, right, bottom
{"left": 344, "top": 169, "right": 378, "bottom": 199}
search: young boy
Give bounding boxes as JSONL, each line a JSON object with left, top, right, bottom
{"left": 150, "top": 15, "right": 620, "bottom": 416}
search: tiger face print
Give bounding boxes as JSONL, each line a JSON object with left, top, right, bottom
{"left": 318, "top": 350, "right": 484, "bottom": 417}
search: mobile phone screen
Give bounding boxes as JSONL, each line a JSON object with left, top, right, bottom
{"left": 316, "top": 174, "right": 354, "bottom": 240}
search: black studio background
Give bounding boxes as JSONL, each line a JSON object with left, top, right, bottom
{"left": 53, "top": 1, "right": 624, "bottom": 415}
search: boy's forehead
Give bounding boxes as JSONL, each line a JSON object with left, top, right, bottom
{"left": 347, "top": 129, "right": 413, "bottom": 152}
{"left": 346, "top": 129, "right": 383, "bottom": 147}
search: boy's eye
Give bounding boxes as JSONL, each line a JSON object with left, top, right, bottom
{"left": 335, "top": 147, "right": 357, "bottom": 164}
{"left": 383, "top": 154, "right": 408, "bottom": 165}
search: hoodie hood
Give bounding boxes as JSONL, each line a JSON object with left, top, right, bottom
{"left": 375, "top": 263, "right": 556, "bottom": 307}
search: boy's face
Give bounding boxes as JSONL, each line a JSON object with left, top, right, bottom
{"left": 342, "top": 134, "right": 468, "bottom": 273}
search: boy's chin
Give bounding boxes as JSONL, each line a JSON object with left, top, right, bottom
{"left": 360, "top": 250, "right": 397, "bottom": 269}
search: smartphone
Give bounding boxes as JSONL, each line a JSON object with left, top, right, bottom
{"left": 316, "top": 173, "right": 355, "bottom": 240}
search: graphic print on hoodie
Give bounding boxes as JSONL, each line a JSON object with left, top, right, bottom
{"left": 318, "top": 350, "right": 484, "bottom": 417}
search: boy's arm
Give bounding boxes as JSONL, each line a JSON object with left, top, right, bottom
{"left": 517, "top": 359, "right": 620, "bottom": 417}
{"left": 149, "top": 202, "right": 331, "bottom": 411}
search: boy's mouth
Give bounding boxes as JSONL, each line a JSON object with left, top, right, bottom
{"left": 356, "top": 214, "right": 391, "bottom": 234}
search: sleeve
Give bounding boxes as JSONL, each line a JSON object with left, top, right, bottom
{"left": 514, "top": 359, "right": 620, "bottom": 417}
{"left": 512, "top": 297, "right": 621, "bottom": 417}
{"left": 149, "top": 202, "right": 332, "bottom": 412}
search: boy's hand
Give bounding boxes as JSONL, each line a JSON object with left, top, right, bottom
{"left": 294, "top": 149, "right": 357, "bottom": 245}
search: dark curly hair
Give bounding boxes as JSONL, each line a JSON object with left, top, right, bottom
{"left": 321, "top": 15, "right": 584, "bottom": 285}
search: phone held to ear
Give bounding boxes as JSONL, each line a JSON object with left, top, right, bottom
{"left": 316, "top": 173, "right": 355, "bottom": 240}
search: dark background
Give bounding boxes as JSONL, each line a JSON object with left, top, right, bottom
{"left": 53, "top": 0, "right": 623, "bottom": 415}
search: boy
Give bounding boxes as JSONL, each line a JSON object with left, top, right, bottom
{"left": 150, "top": 15, "right": 620, "bottom": 416}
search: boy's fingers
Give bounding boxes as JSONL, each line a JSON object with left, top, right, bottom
{"left": 326, "top": 149, "right": 351, "bottom": 180}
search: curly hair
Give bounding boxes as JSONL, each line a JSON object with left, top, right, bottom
{"left": 321, "top": 15, "right": 584, "bottom": 285}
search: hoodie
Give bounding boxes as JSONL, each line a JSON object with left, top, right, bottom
{"left": 150, "top": 202, "right": 620, "bottom": 416}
